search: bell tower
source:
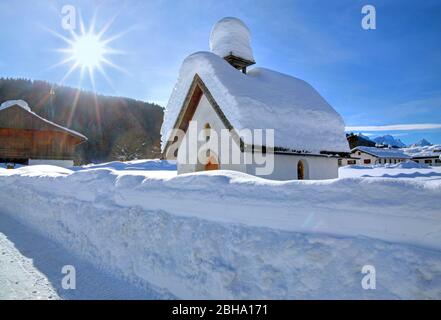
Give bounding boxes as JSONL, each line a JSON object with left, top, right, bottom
{"left": 209, "top": 17, "right": 256, "bottom": 74}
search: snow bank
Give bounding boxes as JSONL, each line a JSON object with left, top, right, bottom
{"left": 209, "top": 17, "right": 254, "bottom": 62}
{"left": 344, "top": 161, "right": 429, "bottom": 171}
{"left": 1, "top": 164, "right": 440, "bottom": 298}
{"left": 81, "top": 159, "right": 177, "bottom": 171}
{"left": 339, "top": 164, "right": 441, "bottom": 179}
{"left": 162, "top": 52, "right": 349, "bottom": 153}
{"left": 388, "top": 161, "right": 430, "bottom": 169}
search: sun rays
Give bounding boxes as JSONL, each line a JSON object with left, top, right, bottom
{"left": 47, "top": 13, "right": 127, "bottom": 91}
{"left": 45, "top": 13, "right": 130, "bottom": 135}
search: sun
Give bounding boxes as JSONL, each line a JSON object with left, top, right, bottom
{"left": 48, "top": 14, "right": 127, "bottom": 88}
{"left": 71, "top": 33, "right": 106, "bottom": 69}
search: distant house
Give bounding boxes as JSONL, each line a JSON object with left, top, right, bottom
{"left": 411, "top": 155, "right": 441, "bottom": 166}
{"left": 338, "top": 157, "right": 359, "bottom": 166}
{"left": 403, "top": 145, "right": 441, "bottom": 167}
{"left": 0, "top": 100, "right": 87, "bottom": 167}
{"left": 348, "top": 146, "right": 411, "bottom": 165}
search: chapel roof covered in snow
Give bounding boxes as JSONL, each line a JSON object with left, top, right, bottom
{"left": 162, "top": 18, "right": 350, "bottom": 154}
{"left": 352, "top": 146, "right": 411, "bottom": 159}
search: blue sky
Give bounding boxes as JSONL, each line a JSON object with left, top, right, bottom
{"left": 0, "top": 0, "right": 440, "bottom": 144}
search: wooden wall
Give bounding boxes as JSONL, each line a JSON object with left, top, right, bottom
{"left": 0, "top": 128, "right": 77, "bottom": 160}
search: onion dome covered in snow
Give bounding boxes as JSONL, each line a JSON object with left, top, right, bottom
{"left": 209, "top": 17, "right": 255, "bottom": 72}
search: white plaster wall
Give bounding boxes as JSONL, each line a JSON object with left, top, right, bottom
{"left": 414, "top": 158, "right": 441, "bottom": 167}
{"left": 378, "top": 158, "right": 404, "bottom": 165}
{"left": 28, "top": 159, "right": 74, "bottom": 168}
{"left": 177, "top": 94, "right": 246, "bottom": 174}
{"left": 351, "top": 150, "right": 378, "bottom": 165}
{"left": 245, "top": 153, "right": 338, "bottom": 180}
{"left": 340, "top": 158, "right": 358, "bottom": 166}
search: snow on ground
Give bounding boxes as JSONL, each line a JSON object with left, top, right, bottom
{"left": 0, "top": 161, "right": 440, "bottom": 299}
{"left": 0, "top": 210, "right": 174, "bottom": 299}
{"left": 80, "top": 159, "right": 177, "bottom": 171}
{"left": 0, "top": 216, "right": 59, "bottom": 300}
{"left": 339, "top": 162, "right": 441, "bottom": 180}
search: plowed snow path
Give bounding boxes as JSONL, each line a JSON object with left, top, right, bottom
{"left": 0, "top": 213, "right": 173, "bottom": 300}
{"left": 0, "top": 228, "right": 58, "bottom": 299}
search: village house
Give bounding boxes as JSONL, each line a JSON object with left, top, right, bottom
{"left": 0, "top": 100, "right": 87, "bottom": 168}
{"left": 162, "top": 17, "right": 350, "bottom": 180}
{"left": 341, "top": 145, "right": 441, "bottom": 167}
{"left": 403, "top": 145, "right": 441, "bottom": 166}
{"left": 411, "top": 154, "right": 441, "bottom": 166}
{"left": 347, "top": 146, "right": 411, "bottom": 165}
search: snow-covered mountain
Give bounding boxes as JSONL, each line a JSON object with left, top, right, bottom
{"left": 410, "top": 139, "right": 432, "bottom": 147}
{"left": 373, "top": 135, "right": 406, "bottom": 148}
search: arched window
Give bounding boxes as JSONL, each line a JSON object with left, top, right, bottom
{"left": 297, "top": 160, "right": 305, "bottom": 180}
{"left": 204, "top": 123, "right": 211, "bottom": 142}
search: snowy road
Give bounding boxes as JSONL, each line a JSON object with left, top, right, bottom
{"left": 0, "top": 213, "right": 173, "bottom": 300}
{"left": 0, "top": 222, "right": 58, "bottom": 300}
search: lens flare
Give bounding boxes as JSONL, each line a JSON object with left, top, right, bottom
{"left": 47, "top": 14, "right": 128, "bottom": 88}
{"left": 71, "top": 34, "right": 105, "bottom": 68}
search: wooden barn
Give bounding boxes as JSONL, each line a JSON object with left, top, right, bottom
{"left": 0, "top": 100, "right": 87, "bottom": 167}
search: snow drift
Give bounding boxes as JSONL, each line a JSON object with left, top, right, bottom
{"left": 1, "top": 164, "right": 440, "bottom": 299}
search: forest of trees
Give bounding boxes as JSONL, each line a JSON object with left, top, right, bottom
{"left": 0, "top": 78, "right": 164, "bottom": 164}
{"left": 346, "top": 133, "right": 376, "bottom": 149}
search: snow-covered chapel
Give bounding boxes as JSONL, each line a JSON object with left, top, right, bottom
{"left": 162, "top": 17, "right": 350, "bottom": 180}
